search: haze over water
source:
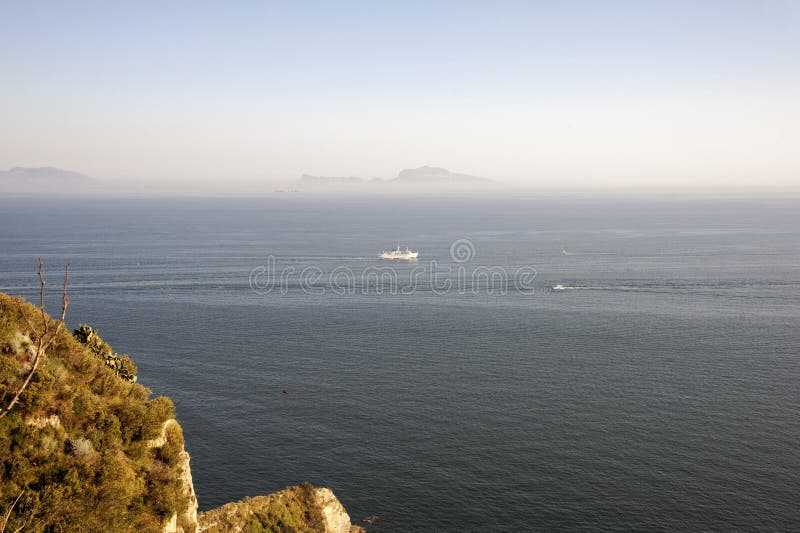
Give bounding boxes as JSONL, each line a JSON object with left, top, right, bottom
{"left": 1, "top": 194, "right": 798, "bottom": 531}
{"left": 3, "top": 2, "right": 799, "bottom": 190}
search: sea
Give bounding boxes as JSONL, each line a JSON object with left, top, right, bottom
{"left": 1, "top": 193, "right": 798, "bottom": 531}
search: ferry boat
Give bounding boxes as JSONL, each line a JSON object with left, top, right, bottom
{"left": 378, "top": 245, "right": 419, "bottom": 260}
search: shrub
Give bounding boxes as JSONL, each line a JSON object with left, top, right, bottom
{"left": 0, "top": 293, "right": 189, "bottom": 532}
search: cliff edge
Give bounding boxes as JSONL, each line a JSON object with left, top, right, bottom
{"left": 197, "top": 483, "right": 363, "bottom": 533}
{"left": 0, "top": 292, "right": 360, "bottom": 533}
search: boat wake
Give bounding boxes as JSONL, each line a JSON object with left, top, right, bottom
{"left": 550, "top": 279, "right": 800, "bottom": 299}
{"left": 552, "top": 284, "right": 604, "bottom": 291}
{"left": 276, "top": 256, "right": 376, "bottom": 261}
{"left": 561, "top": 249, "right": 616, "bottom": 256}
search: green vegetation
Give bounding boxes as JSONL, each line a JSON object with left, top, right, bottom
{"left": 0, "top": 292, "right": 191, "bottom": 532}
{"left": 197, "top": 482, "right": 326, "bottom": 533}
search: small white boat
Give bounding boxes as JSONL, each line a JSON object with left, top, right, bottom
{"left": 552, "top": 284, "right": 567, "bottom": 291}
{"left": 378, "top": 245, "right": 419, "bottom": 260}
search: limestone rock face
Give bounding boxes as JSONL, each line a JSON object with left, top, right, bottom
{"left": 176, "top": 448, "right": 199, "bottom": 532}
{"left": 152, "top": 419, "right": 198, "bottom": 533}
{"left": 315, "top": 487, "right": 359, "bottom": 533}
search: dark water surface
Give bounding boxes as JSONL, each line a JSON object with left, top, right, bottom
{"left": 1, "top": 195, "right": 798, "bottom": 531}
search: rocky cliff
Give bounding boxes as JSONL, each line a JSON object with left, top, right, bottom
{"left": 146, "top": 417, "right": 362, "bottom": 533}
{"left": 147, "top": 419, "right": 198, "bottom": 533}
{"left": 0, "top": 292, "right": 360, "bottom": 533}
{"left": 197, "top": 483, "right": 363, "bottom": 533}
{"left": 148, "top": 417, "right": 362, "bottom": 533}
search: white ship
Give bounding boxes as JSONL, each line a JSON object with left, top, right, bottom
{"left": 378, "top": 245, "right": 419, "bottom": 260}
{"left": 552, "top": 284, "right": 567, "bottom": 291}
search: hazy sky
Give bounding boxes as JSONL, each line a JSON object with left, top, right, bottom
{"left": 1, "top": 1, "right": 799, "bottom": 189}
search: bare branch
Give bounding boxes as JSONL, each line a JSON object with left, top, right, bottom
{"left": 0, "top": 351, "right": 44, "bottom": 419}
{"left": 0, "top": 261, "right": 70, "bottom": 419}
{"left": 61, "top": 262, "right": 70, "bottom": 322}
{"left": 41, "top": 262, "right": 70, "bottom": 353}
{"left": 0, "top": 489, "right": 24, "bottom": 533}
{"left": 37, "top": 258, "right": 47, "bottom": 337}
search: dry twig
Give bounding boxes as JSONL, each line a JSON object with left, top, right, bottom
{"left": 0, "top": 259, "right": 70, "bottom": 419}
{"left": 0, "top": 490, "right": 24, "bottom": 533}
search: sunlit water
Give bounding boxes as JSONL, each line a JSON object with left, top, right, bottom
{"left": 1, "top": 195, "right": 799, "bottom": 531}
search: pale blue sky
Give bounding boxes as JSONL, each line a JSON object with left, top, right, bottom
{"left": 1, "top": 1, "right": 798, "bottom": 189}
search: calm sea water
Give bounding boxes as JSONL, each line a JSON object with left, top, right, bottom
{"left": 1, "top": 194, "right": 799, "bottom": 531}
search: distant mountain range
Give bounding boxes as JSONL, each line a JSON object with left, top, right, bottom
{"left": 394, "top": 166, "right": 490, "bottom": 183}
{"left": 0, "top": 166, "right": 96, "bottom": 193}
{"left": 299, "top": 166, "right": 491, "bottom": 187}
{"left": 0, "top": 165, "right": 492, "bottom": 195}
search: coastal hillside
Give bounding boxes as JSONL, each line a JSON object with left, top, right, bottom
{"left": 393, "top": 165, "right": 489, "bottom": 183}
{"left": 0, "top": 291, "right": 359, "bottom": 533}
{"left": 0, "top": 167, "right": 96, "bottom": 194}
{"left": 0, "top": 291, "right": 196, "bottom": 531}
{"left": 197, "top": 483, "right": 363, "bottom": 533}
